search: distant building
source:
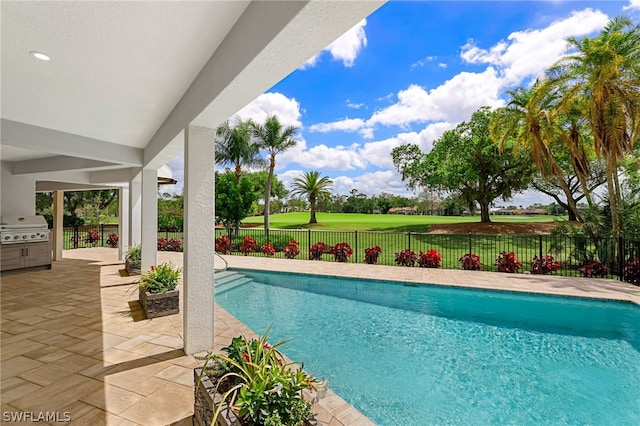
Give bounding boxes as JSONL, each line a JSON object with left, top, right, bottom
{"left": 514, "top": 208, "right": 547, "bottom": 215}
{"left": 388, "top": 206, "right": 418, "bottom": 215}
{"left": 490, "top": 207, "right": 516, "bottom": 215}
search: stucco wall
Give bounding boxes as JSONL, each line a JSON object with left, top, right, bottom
{"left": 1, "top": 161, "right": 36, "bottom": 217}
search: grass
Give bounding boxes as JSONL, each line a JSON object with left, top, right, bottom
{"left": 241, "top": 212, "right": 567, "bottom": 232}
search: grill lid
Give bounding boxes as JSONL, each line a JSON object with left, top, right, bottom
{"left": 0, "top": 215, "right": 49, "bottom": 229}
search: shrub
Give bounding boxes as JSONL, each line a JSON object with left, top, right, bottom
{"left": 157, "top": 238, "right": 168, "bottom": 251}
{"left": 283, "top": 240, "right": 300, "bottom": 259}
{"left": 239, "top": 236, "right": 258, "bottom": 256}
{"left": 364, "top": 246, "right": 382, "bottom": 264}
{"left": 623, "top": 257, "right": 640, "bottom": 284}
{"left": 139, "top": 262, "right": 181, "bottom": 294}
{"left": 125, "top": 245, "right": 142, "bottom": 264}
{"left": 106, "top": 233, "right": 119, "bottom": 248}
{"left": 166, "top": 238, "right": 183, "bottom": 252}
{"left": 495, "top": 251, "right": 523, "bottom": 273}
{"left": 215, "top": 235, "right": 232, "bottom": 254}
{"left": 459, "top": 253, "right": 482, "bottom": 270}
{"left": 85, "top": 230, "right": 101, "bottom": 244}
{"left": 395, "top": 249, "right": 417, "bottom": 267}
{"left": 197, "top": 328, "right": 317, "bottom": 426}
{"left": 331, "top": 242, "right": 353, "bottom": 262}
{"left": 530, "top": 255, "right": 562, "bottom": 275}
{"left": 579, "top": 259, "right": 609, "bottom": 277}
{"left": 309, "top": 242, "right": 329, "bottom": 261}
{"left": 417, "top": 249, "right": 442, "bottom": 268}
{"left": 261, "top": 242, "right": 276, "bottom": 257}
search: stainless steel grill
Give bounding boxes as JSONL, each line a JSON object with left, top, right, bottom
{"left": 0, "top": 215, "right": 50, "bottom": 244}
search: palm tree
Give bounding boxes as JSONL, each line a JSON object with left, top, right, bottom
{"left": 289, "top": 171, "right": 333, "bottom": 224}
{"left": 215, "top": 117, "right": 264, "bottom": 184}
{"left": 252, "top": 115, "right": 298, "bottom": 234}
{"left": 542, "top": 17, "right": 640, "bottom": 238}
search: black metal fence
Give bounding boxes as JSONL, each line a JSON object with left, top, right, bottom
{"left": 61, "top": 225, "right": 640, "bottom": 281}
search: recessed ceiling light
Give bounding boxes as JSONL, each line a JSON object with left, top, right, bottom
{"left": 30, "top": 51, "right": 50, "bottom": 61}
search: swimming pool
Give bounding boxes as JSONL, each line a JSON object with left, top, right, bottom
{"left": 215, "top": 269, "right": 640, "bottom": 425}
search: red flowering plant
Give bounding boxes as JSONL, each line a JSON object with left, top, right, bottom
{"left": 331, "top": 242, "right": 353, "bottom": 262}
{"left": 309, "top": 241, "right": 329, "bottom": 260}
{"left": 459, "top": 253, "right": 482, "bottom": 270}
{"left": 364, "top": 246, "right": 382, "bottom": 264}
{"left": 282, "top": 240, "right": 300, "bottom": 259}
{"left": 261, "top": 242, "right": 276, "bottom": 257}
{"left": 530, "top": 255, "right": 562, "bottom": 274}
{"left": 106, "top": 233, "right": 119, "bottom": 248}
{"left": 623, "top": 257, "right": 640, "bottom": 284}
{"left": 239, "top": 236, "right": 258, "bottom": 256}
{"left": 85, "top": 230, "right": 101, "bottom": 245}
{"left": 579, "top": 259, "right": 609, "bottom": 277}
{"left": 417, "top": 248, "right": 442, "bottom": 268}
{"left": 395, "top": 249, "right": 417, "bottom": 267}
{"left": 196, "top": 327, "right": 318, "bottom": 426}
{"left": 157, "top": 237, "right": 168, "bottom": 250}
{"left": 495, "top": 251, "right": 523, "bottom": 273}
{"left": 166, "top": 238, "right": 182, "bottom": 252}
{"left": 215, "top": 235, "right": 232, "bottom": 254}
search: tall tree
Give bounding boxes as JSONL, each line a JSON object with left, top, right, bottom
{"left": 252, "top": 115, "right": 298, "bottom": 234}
{"left": 215, "top": 172, "right": 257, "bottom": 234}
{"left": 289, "top": 171, "right": 333, "bottom": 224}
{"left": 393, "top": 107, "right": 534, "bottom": 222}
{"left": 215, "top": 117, "right": 264, "bottom": 184}
{"left": 541, "top": 17, "right": 640, "bottom": 238}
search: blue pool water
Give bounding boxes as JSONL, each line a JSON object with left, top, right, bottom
{"left": 215, "top": 270, "right": 640, "bottom": 425}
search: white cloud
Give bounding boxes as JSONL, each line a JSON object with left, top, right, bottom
{"left": 309, "top": 118, "right": 366, "bottom": 133}
{"left": 300, "top": 19, "right": 368, "bottom": 69}
{"left": 410, "top": 55, "right": 435, "bottom": 71}
{"left": 234, "top": 92, "right": 302, "bottom": 128}
{"left": 460, "top": 9, "right": 609, "bottom": 85}
{"left": 624, "top": 0, "right": 640, "bottom": 10}
{"left": 346, "top": 99, "right": 365, "bottom": 109}
{"left": 438, "top": 63, "right": 447, "bottom": 69}
{"left": 332, "top": 171, "right": 410, "bottom": 196}
{"left": 278, "top": 139, "right": 368, "bottom": 171}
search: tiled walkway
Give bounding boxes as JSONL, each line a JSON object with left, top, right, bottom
{"left": 2, "top": 248, "right": 639, "bottom": 426}
{"left": 1, "top": 249, "right": 371, "bottom": 426}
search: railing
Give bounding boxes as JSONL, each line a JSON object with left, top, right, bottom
{"left": 60, "top": 225, "right": 640, "bottom": 281}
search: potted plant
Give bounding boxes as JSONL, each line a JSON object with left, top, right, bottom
{"left": 138, "top": 262, "right": 181, "bottom": 318}
{"left": 124, "top": 244, "right": 142, "bottom": 275}
{"left": 194, "top": 328, "right": 319, "bottom": 426}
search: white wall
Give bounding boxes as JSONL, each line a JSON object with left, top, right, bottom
{"left": 1, "top": 161, "right": 36, "bottom": 216}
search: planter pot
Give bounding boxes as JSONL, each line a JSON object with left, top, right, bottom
{"left": 139, "top": 288, "right": 179, "bottom": 319}
{"left": 126, "top": 260, "right": 141, "bottom": 275}
{"left": 193, "top": 368, "right": 317, "bottom": 426}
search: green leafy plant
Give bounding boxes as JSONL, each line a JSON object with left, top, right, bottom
{"left": 139, "top": 262, "right": 181, "bottom": 294}
{"left": 417, "top": 248, "right": 442, "bottom": 268}
{"left": 395, "top": 249, "right": 416, "bottom": 267}
{"left": 364, "top": 246, "right": 382, "bottom": 264}
{"left": 124, "top": 245, "right": 142, "bottom": 264}
{"left": 283, "top": 240, "right": 300, "bottom": 259}
{"left": 197, "top": 328, "right": 317, "bottom": 426}
{"left": 495, "top": 251, "right": 523, "bottom": 273}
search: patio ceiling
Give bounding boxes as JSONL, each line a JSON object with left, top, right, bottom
{"left": 1, "top": 1, "right": 384, "bottom": 188}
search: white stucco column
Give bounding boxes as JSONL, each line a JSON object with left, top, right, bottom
{"left": 140, "top": 168, "right": 157, "bottom": 271}
{"left": 118, "top": 186, "right": 130, "bottom": 261}
{"left": 52, "top": 190, "right": 63, "bottom": 261}
{"left": 183, "top": 125, "right": 215, "bottom": 354}
{"left": 129, "top": 171, "right": 142, "bottom": 248}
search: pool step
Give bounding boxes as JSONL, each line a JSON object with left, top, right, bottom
{"left": 214, "top": 271, "right": 252, "bottom": 294}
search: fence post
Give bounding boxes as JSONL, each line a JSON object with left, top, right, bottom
{"left": 408, "top": 232, "right": 411, "bottom": 252}
{"left": 308, "top": 229, "right": 311, "bottom": 256}
{"left": 101, "top": 224, "right": 105, "bottom": 247}
{"left": 618, "top": 236, "right": 624, "bottom": 281}
{"left": 74, "top": 226, "right": 79, "bottom": 249}
{"left": 468, "top": 233, "right": 472, "bottom": 255}
{"left": 539, "top": 234, "right": 543, "bottom": 261}
{"left": 355, "top": 230, "right": 358, "bottom": 263}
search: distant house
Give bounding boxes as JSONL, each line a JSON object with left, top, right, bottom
{"left": 388, "top": 206, "right": 418, "bottom": 215}
{"left": 515, "top": 208, "right": 547, "bottom": 215}
{"left": 490, "top": 207, "right": 516, "bottom": 215}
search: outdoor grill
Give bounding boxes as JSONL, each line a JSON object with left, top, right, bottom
{"left": 1, "top": 215, "right": 52, "bottom": 273}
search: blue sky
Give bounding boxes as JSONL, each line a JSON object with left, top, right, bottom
{"left": 167, "top": 0, "right": 640, "bottom": 207}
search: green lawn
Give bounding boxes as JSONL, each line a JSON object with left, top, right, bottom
{"left": 242, "top": 212, "right": 567, "bottom": 232}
